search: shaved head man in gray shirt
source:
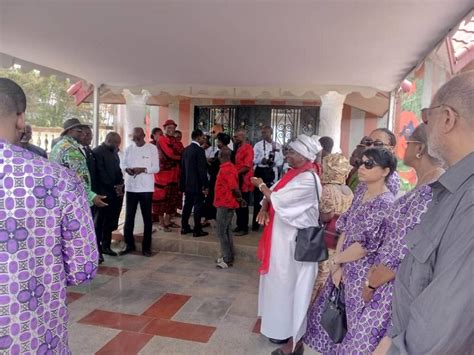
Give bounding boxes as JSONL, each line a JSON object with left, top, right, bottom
{"left": 376, "top": 71, "right": 474, "bottom": 354}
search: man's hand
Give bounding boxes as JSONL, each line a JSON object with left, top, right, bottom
{"left": 133, "top": 167, "right": 147, "bottom": 175}
{"left": 362, "top": 285, "right": 375, "bottom": 303}
{"left": 256, "top": 210, "right": 270, "bottom": 226}
{"left": 93, "top": 195, "right": 108, "bottom": 207}
{"left": 114, "top": 184, "right": 124, "bottom": 197}
{"left": 125, "top": 168, "right": 135, "bottom": 176}
{"left": 373, "top": 336, "right": 392, "bottom": 354}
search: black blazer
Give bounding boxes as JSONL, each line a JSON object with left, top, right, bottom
{"left": 180, "top": 142, "right": 209, "bottom": 194}
{"left": 92, "top": 144, "right": 124, "bottom": 199}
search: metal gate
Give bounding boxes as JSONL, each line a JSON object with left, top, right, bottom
{"left": 194, "top": 105, "right": 319, "bottom": 145}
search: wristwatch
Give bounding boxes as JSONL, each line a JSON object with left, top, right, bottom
{"left": 258, "top": 183, "right": 266, "bottom": 191}
{"left": 365, "top": 280, "right": 376, "bottom": 290}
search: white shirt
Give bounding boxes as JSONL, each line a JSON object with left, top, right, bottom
{"left": 121, "top": 142, "right": 160, "bottom": 193}
{"left": 205, "top": 146, "right": 218, "bottom": 159}
{"left": 253, "top": 140, "right": 284, "bottom": 168}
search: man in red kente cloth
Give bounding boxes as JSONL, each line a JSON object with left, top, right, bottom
{"left": 152, "top": 119, "right": 183, "bottom": 231}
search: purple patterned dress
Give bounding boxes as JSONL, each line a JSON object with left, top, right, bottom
{"left": 304, "top": 185, "right": 394, "bottom": 354}
{"left": 340, "top": 184, "right": 433, "bottom": 353}
{"left": 0, "top": 141, "right": 99, "bottom": 354}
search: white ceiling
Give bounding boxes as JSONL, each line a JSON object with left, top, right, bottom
{"left": 0, "top": 0, "right": 472, "bottom": 94}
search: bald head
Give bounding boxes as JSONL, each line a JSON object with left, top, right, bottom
{"left": 432, "top": 71, "right": 474, "bottom": 125}
{"left": 219, "top": 147, "right": 232, "bottom": 163}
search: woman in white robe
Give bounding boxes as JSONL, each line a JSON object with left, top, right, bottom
{"left": 251, "top": 134, "right": 323, "bottom": 355}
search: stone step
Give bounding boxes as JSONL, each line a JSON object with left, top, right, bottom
{"left": 112, "top": 224, "right": 261, "bottom": 263}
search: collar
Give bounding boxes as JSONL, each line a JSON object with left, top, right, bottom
{"left": 436, "top": 152, "right": 474, "bottom": 193}
{"left": 191, "top": 140, "right": 201, "bottom": 147}
{"left": 63, "top": 135, "right": 81, "bottom": 149}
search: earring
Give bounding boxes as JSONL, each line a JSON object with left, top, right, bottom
{"left": 416, "top": 153, "right": 422, "bottom": 159}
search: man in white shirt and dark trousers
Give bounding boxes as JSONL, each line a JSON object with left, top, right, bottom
{"left": 120, "top": 127, "right": 160, "bottom": 257}
{"left": 252, "top": 126, "right": 284, "bottom": 231}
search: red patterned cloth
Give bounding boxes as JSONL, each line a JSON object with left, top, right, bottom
{"left": 214, "top": 162, "right": 240, "bottom": 209}
{"left": 153, "top": 135, "right": 182, "bottom": 216}
{"left": 235, "top": 143, "right": 254, "bottom": 192}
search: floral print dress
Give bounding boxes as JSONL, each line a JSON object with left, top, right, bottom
{"left": 340, "top": 185, "right": 433, "bottom": 353}
{"left": 304, "top": 184, "right": 394, "bottom": 354}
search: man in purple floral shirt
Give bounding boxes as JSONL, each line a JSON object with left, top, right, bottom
{"left": 0, "top": 78, "right": 99, "bottom": 353}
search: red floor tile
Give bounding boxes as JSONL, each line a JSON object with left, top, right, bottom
{"left": 97, "top": 266, "right": 129, "bottom": 277}
{"left": 67, "top": 291, "right": 85, "bottom": 305}
{"left": 95, "top": 331, "right": 153, "bottom": 355}
{"left": 253, "top": 318, "right": 261, "bottom": 334}
{"left": 141, "top": 318, "right": 216, "bottom": 343}
{"left": 78, "top": 310, "right": 153, "bottom": 332}
{"left": 142, "top": 293, "right": 191, "bottom": 319}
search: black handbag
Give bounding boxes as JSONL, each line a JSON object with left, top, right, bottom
{"left": 321, "top": 284, "right": 347, "bottom": 344}
{"left": 294, "top": 172, "right": 329, "bottom": 262}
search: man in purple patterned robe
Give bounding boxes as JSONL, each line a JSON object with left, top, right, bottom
{"left": 0, "top": 78, "right": 99, "bottom": 354}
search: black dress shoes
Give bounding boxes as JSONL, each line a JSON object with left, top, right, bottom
{"left": 119, "top": 247, "right": 136, "bottom": 256}
{"left": 269, "top": 338, "right": 290, "bottom": 345}
{"left": 181, "top": 228, "right": 194, "bottom": 235}
{"left": 102, "top": 247, "right": 118, "bottom": 256}
{"left": 98, "top": 254, "right": 104, "bottom": 264}
{"left": 142, "top": 250, "right": 152, "bottom": 257}
{"left": 193, "top": 230, "right": 209, "bottom": 238}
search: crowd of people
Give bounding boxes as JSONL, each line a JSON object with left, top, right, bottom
{"left": 0, "top": 71, "right": 472, "bottom": 354}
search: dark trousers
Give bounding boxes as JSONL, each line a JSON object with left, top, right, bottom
{"left": 123, "top": 192, "right": 153, "bottom": 252}
{"left": 235, "top": 191, "right": 250, "bottom": 232}
{"left": 181, "top": 192, "right": 204, "bottom": 231}
{"left": 252, "top": 167, "right": 275, "bottom": 230}
{"left": 95, "top": 196, "right": 123, "bottom": 250}
{"left": 216, "top": 208, "right": 235, "bottom": 263}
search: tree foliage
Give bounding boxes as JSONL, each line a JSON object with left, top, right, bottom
{"left": 0, "top": 68, "right": 111, "bottom": 128}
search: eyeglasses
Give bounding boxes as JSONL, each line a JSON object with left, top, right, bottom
{"left": 405, "top": 140, "right": 422, "bottom": 144}
{"left": 421, "top": 104, "right": 458, "bottom": 124}
{"left": 355, "top": 159, "right": 379, "bottom": 170}
{"left": 360, "top": 138, "right": 385, "bottom": 147}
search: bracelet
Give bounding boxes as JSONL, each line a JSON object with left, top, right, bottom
{"left": 258, "top": 183, "right": 266, "bottom": 191}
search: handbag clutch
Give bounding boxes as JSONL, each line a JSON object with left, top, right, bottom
{"left": 294, "top": 171, "right": 329, "bottom": 262}
{"left": 321, "top": 284, "right": 347, "bottom": 344}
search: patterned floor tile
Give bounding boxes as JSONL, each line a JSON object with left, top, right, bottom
{"left": 78, "top": 310, "right": 153, "bottom": 332}
{"left": 142, "top": 293, "right": 191, "bottom": 319}
{"left": 95, "top": 331, "right": 153, "bottom": 355}
{"left": 141, "top": 318, "right": 216, "bottom": 343}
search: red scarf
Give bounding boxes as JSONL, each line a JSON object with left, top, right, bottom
{"left": 257, "top": 161, "right": 315, "bottom": 274}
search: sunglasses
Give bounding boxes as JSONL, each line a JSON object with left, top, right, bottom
{"left": 355, "top": 159, "right": 379, "bottom": 169}
{"left": 360, "top": 138, "right": 385, "bottom": 147}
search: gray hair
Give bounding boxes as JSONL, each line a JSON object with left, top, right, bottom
{"left": 433, "top": 71, "right": 474, "bottom": 124}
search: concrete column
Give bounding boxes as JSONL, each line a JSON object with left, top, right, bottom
{"left": 319, "top": 91, "right": 347, "bottom": 152}
{"left": 121, "top": 89, "right": 152, "bottom": 235}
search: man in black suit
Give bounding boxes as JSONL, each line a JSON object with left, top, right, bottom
{"left": 93, "top": 132, "right": 124, "bottom": 258}
{"left": 180, "top": 129, "right": 209, "bottom": 237}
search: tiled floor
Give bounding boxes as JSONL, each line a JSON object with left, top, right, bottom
{"left": 68, "top": 251, "right": 321, "bottom": 355}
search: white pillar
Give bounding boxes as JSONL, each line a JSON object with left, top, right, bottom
{"left": 92, "top": 85, "right": 100, "bottom": 147}
{"left": 319, "top": 91, "right": 347, "bottom": 152}
{"left": 122, "top": 89, "right": 152, "bottom": 235}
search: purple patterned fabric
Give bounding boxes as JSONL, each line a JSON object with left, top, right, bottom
{"left": 0, "top": 141, "right": 98, "bottom": 354}
{"left": 340, "top": 185, "right": 433, "bottom": 353}
{"left": 304, "top": 184, "right": 394, "bottom": 354}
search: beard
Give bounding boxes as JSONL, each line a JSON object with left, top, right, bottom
{"left": 427, "top": 131, "right": 446, "bottom": 166}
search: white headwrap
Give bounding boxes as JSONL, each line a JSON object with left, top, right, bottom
{"left": 289, "top": 134, "right": 323, "bottom": 162}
